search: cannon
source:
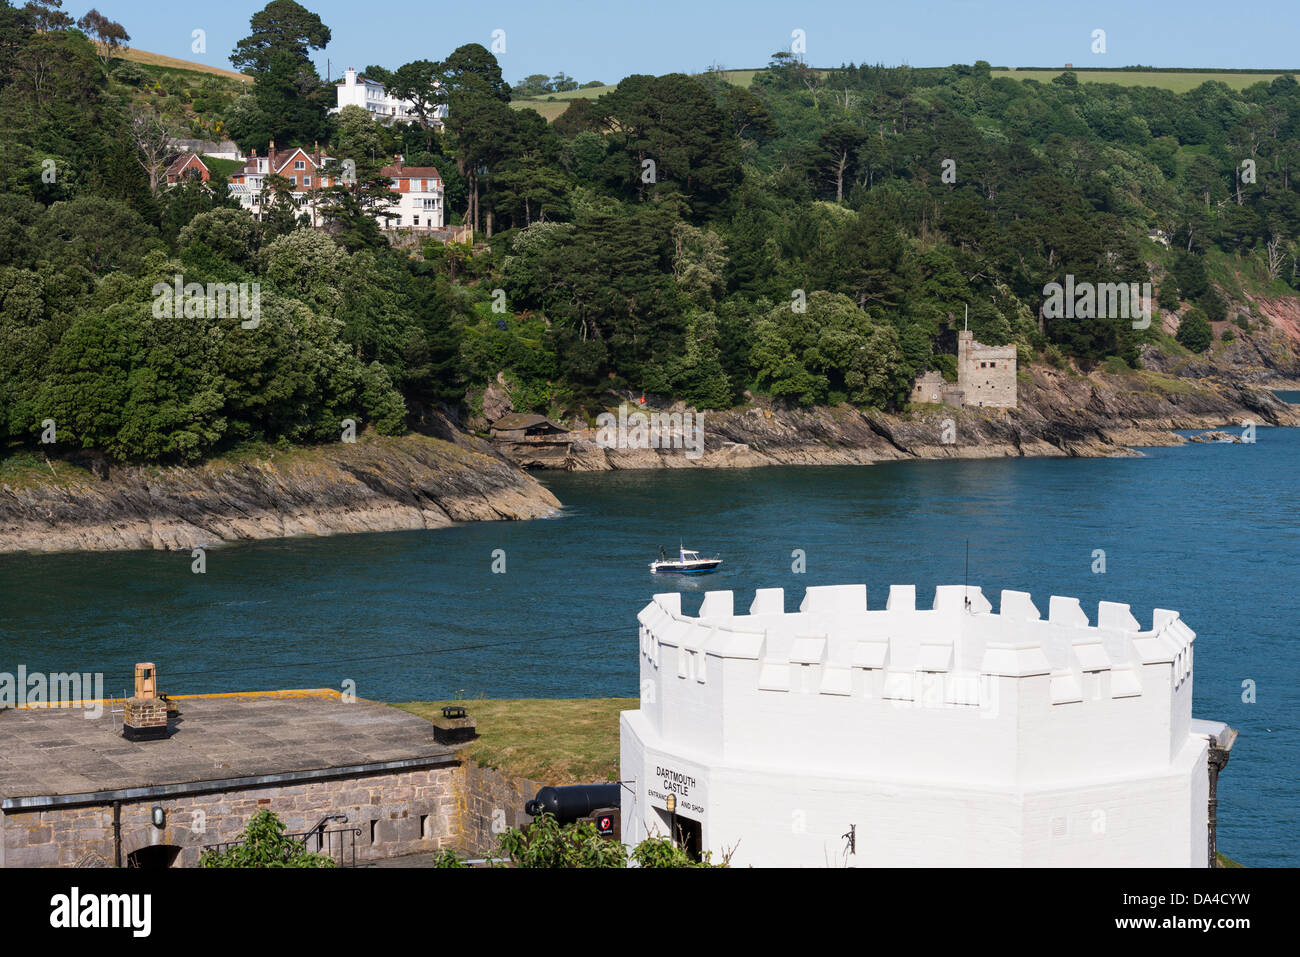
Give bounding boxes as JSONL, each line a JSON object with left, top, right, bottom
{"left": 525, "top": 784, "right": 622, "bottom": 823}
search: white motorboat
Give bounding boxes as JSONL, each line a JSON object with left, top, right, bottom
{"left": 650, "top": 546, "right": 722, "bottom": 574}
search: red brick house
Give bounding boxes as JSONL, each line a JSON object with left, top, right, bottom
{"left": 164, "top": 152, "right": 210, "bottom": 185}
{"left": 228, "top": 141, "right": 338, "bottom": 226}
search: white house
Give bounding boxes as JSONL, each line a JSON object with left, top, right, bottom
{"left": 621, "top": 583, "right": 1236, "bottom": 867}
{"left": 375, "top": 155, "right": 445, "bottom": 231}
{"left": 332, "top": 67, "right": 447, "bottom": 128}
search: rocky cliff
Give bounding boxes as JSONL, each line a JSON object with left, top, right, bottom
{"left": 0, "top": 433, "right": 560, "bottom": 554}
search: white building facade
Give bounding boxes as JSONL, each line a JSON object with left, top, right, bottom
{"left": 376, "top": 156, "right": 445, "bottom": 231}
{"left": 621, "top": 583, "right": 1234, "bottom": 867}
{"left": 333, "top": 67, "right": 447, "bottom": 127}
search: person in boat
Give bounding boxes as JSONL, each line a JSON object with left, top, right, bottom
{"left": 659, "top": 546, "right": 667, "bottom": 562}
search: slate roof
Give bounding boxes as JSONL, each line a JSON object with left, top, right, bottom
{"left": 0, "top": 692, "right": 452, "bottom": 802}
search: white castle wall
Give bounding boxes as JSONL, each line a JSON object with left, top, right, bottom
{"left": 620, "top": 584, "right": 1213, "bottom": 867}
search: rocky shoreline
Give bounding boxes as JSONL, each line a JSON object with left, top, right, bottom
{"left": 501, "top": 362, "right": 1300, "bottom": 471}
{"left": 0, "top": 434, "right": 560, "bottom": 554}
{"left": 3, "top": 338, "right": 1297, "bottom": 554}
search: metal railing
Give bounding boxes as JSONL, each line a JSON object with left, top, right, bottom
{"left": 201, "top": 819, "right": 363, "bottom": 868}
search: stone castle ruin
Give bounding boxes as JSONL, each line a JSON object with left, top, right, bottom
{"left": 910, "top": 329, "right": 1018, "bottom": 409}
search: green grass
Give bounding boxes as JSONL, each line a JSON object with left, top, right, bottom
{"left": 0, "top": 450, "right": 96, "bottom": 489}
{"left": 992, "top": 69, "right": 1287, "bottom": 92}
{"left": 393, "top": 698, "right": 634, "bottom": 783}
{"left": 103, "top": 45, "right": 250, "bottom": 82}
{"left": 201, "top": 155, "right": 243, "bottom": 177}
{"left": 509, "top": 100, "right": 570, "bottom": 121}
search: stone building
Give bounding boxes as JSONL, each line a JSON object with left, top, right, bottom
{"left": 0, "top": 688, "right": 538, "bottom": 867}
{"left": 909, "top": 329, "right": 1018, "bottom": 410}
{"left": 958, "top": 329, "right": 1017, "bottom": 408}
{"left": 622, "top": 584, "right": 1236, "bottom": 867}
{"left": 908, "top": 370, "right": 965, "bottom": 407}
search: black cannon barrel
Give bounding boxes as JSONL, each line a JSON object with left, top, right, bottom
{"left": 525, "top": 784, "right": 622, "bottom": 823}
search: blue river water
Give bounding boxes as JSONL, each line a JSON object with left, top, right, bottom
{"left": 1, "top": 420, "right": 1297, "bottom": 865}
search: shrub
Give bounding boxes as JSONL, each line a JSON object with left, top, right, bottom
{"left": 1200, "top": 288, "right": 1227, "bottom": 323}
{"left": 1176, "top": 307, "right": 1213, "bottom": 353}
{"left": 200, "top": 811, "right": 336, "bottom": 868}
{"left": 493, "top": 814, "right": 727, "bottom": 868}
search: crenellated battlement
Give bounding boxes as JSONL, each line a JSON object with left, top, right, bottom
{"left": 637, "top": 584, "right": 1195, "bottom": 707}
{"left": 625, "top": 583, "right": 1221, "bottom": 866}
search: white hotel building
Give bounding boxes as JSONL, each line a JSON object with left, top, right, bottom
{"left": 332, "top": 67, "right": 448, "bottom": 127}
{"left": 622, "top": 583, "right": 1236, "bottom": 867}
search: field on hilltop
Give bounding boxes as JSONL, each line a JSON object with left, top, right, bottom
{"left": 992, "top": 68, "right": 1295, "bottom": 92}
{"left": 511, "top": 68, "right": 758, "bottom": 120}
{"left": 512, "top": 66, "right": 1300, "bottom": 121}
{"left": 98, "top": 44, "right": 250, "bottom": 82}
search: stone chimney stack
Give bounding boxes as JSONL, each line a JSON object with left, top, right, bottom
{"left": 123, "top": 662, "right": 168, "bottom": 741}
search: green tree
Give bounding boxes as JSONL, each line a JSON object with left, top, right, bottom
{"left": 230, "top": 1, "right": 332, "bottom": 151}
{"left": 230, "top": 0, "right": 330, "bottom": 75}
{"left": 1176, "top": 306, "right": 1213, "bottom": 352}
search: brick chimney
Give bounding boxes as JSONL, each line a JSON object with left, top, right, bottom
{"left": 122, "top": 662, "right": 168, "bottom": 741}
{"left": 394, "top": 153, "right": 403, "bottom": 171}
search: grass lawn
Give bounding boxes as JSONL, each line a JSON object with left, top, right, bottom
{"left": 392, "top": 697, "right": 634, "bottom": 784}
{"left": 202, "top": 155, "right": 244, "bottom": 177}
{"left": 509, "top": 100, "right": 571, "bottom": 122}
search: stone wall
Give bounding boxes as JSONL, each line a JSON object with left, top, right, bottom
{"left": 910, "top": 371, "right": 946, "bottom": 405}
{"left": 451, "top": 761, "right": 549, "bottom": 859}
{"left": 2, "top": 763, "right": 460, "bottom": 868}
{"left": 0, "top": 758, "right": 563, "bottom": 867}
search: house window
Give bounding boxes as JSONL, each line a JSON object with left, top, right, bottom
{"left": 290, "top": 176, "right": 297, "bottom": 186}
{"left": 303, "top": 176, "right": 311, "bottom": 187}
{"left": 294, "top": 160, "right": 305, "bottom": 170}
{"left": 413, "top": 216, "right": 420, "bottom": 227}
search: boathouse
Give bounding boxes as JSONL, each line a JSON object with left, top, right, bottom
{"left": 622, "top": 584, "right": 1236, "bottom": 867}
{"left": 488, "top": 413, "right": 570, "bottom": 443}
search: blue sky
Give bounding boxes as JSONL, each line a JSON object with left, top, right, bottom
{"left": 60, "top": 0, "right": 1300, "bottom": 83}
